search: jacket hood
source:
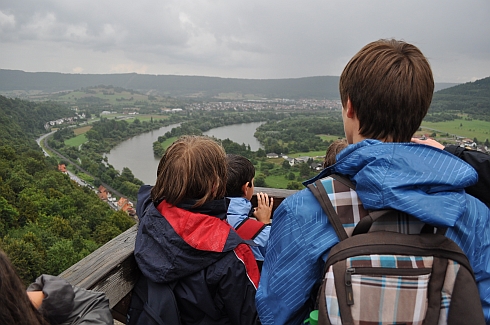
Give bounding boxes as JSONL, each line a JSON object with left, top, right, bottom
{"left": 135, "top": 185, "right": 246, "bottom": 283}
{"left": 306, "top": 140, "right": 478, "bottom": 227}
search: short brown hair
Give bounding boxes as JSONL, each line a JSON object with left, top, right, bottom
{"left": 151, "top": 136, "right": 227, "bottom": 207}
{"left": 323, "top": 138, "right": 348, "bottom": 168}
{"left": 226, "top": 154, "right": 255, "bottom": 197}
{"left": 339, "top": 39, "right": 434, "bottom": 142}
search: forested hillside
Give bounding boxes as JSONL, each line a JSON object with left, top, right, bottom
{"left": 0, "top": 95, "right": 135, "bottom": 284}
{"left": 0, "top": 69, "right": 459, "bottom": 100}
{"left": 428, "top": 77, "right": 490, "bottom": 121}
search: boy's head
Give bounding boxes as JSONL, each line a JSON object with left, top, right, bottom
{"left": 152, "top": 135, "right": 227, "bottom": 207}
{"left": 323, "top": 138, "right": 348, "bottom": 168}
{"left": 339, "top": 39, "right": 434, "bottom": 143}
{"left": 225, "top": 154, "right": 255, "bottom": 200}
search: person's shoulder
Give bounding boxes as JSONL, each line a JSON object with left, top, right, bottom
{"left": 275, "top": 187, "right": 321, "bottom": 219}
{"left": 283, "top": 186, "right": 316, "bottom": 203}
{"left": 463, "top": 193, "right": 490, "bottom": 214}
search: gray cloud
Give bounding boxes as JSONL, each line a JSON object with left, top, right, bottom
{"left": 1, "top": 0, "right": 489, "bottom": 82}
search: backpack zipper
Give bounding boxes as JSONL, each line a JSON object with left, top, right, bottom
{"left": 344, "top": 267, "right": 431, "bottom": 305}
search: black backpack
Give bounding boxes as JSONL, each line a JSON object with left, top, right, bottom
{"left": 307, "top": 174, "right": 485, "bottom": 325}
{"left": 126, "top": 274, "right": 182, "bottom": 325}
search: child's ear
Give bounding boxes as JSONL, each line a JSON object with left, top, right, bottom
{"left": 241, "top": 182, "right": 250, "bottom": 196}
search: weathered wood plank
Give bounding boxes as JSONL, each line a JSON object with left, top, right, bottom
{"left": 59, "top": 224, "right": 138, "bottom": 308}
{"left": 251, "top": 187, "right": 297, "bottom": 211}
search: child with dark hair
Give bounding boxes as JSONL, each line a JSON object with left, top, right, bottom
{"left": 132, "top": 136, "right": 261, "bottom": 325}
{"left": 225, "top": 154, "right": 273, "bottom": 264}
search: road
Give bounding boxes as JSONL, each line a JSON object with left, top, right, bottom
{"left": 36, "top": 131, "right": 129, "bottom": 209}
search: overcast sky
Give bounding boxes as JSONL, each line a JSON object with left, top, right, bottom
{"left": 1, "top": 0, "right": 489, "bottom": 83}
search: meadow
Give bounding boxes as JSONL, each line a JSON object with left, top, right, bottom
{"left": 65, "top": 134, "right": 88, "bottom": 147}
{"left": 420, "top": 118, "right": 490, "bottom": 142}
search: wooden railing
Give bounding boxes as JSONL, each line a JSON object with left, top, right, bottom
{"left": 58, "top": 187, "right": 298, "bottom": 323}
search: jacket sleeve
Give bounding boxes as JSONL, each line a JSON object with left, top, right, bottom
{"left": 27, "top": 274, "right": 75, "bottom": 324}
{"left": 63, "top": 286, "right": 113, "bottom": 325}
{"left": 256, "top": 193, "right": 335, "bottom": 325}
{"left": 27, "top": 274, "right": 113, "bottom": 325}
{"left": 447, "top": 197, "right": 490, "bottom": 324}
{"left": 445, "top": 145, "right": 490, "bottom": 207}
{"left": 473, "top": 200, "right": 490, "bottom": 325}
{"left": 254, "top": 225, "right": 271, "bottom": 260}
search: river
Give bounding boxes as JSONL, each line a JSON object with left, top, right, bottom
{"left": 105, "top": 121, "right": 265, "bottom": 185}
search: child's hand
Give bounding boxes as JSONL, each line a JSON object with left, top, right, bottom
{"left": 411, "top": 137, "right": 445, "bottom": 150}
{"left": 253, "top": 192, "right": 273, "bottom": 224}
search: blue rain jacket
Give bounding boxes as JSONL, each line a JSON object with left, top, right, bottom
{"left": 227, "top": 197, "right": 271, "bottom": 261}
{"left": 256, "top": 139, "right": 490, "bottom": 325}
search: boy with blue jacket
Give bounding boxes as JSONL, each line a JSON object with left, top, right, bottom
{"left": 226, "top": 154, "right": 273, "bottom": 263}
{"left": 256, "top": 39, "right": 490, "bottom": 324}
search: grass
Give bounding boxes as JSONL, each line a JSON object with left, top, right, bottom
{"left": 262, "top": 174, "right": 292, "bottom": 189}
{"left": 318, "top": 134, "right": 344, "bottom": 142}
{"left": 287, "top": 151, "right": 326, "bottom": 159}
{"left": 420, "top": 119, "right": 490, "bottom": 142}
{"left": 76, "top": 172, "right": 94, "bottom": 184}
{"left": 65, "top": 134, "right": 88, "bottom": 147}
{"left": 161, "top": 137, "right": 178, "bottom": 149}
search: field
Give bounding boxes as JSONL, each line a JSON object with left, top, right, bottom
{"left": 263, "top": 174, "right": 297, "bottom": 188}
{"left": 287, "top": 151, "right": 326, "bottom": 159}
{"left": 420, "top": 119, "right": 490, "bottom": 142}
{"left": 73, "top": 125, "right": 92, "bottom": 135}
{"left": 65, "top": 134, "right": 88, "bottom": 147}
{"left": 52, "top": 87, "right": 179, "bottom": 107}
{"left": 318, "top": 134, "right": 343, "bottom": 142}
{"left": 161, "top": 136, "right": 178, "bottom": 149}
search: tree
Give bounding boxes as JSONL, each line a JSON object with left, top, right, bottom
{"left": 254, "top": 176, "right": 266, "bottom": 187}
{"left": 256, "top": 148, "right": 266, "bottom": 158}
{"left": 0, "top": 196, "right": 19, "bottom": 236}
{"left": 45, "top": 240, "right": 80, "bottom": 275}
{"left": 109, "top": 210, "right": 136, "bottom": 232}
{"left": 1, "top": 238, "right": 45, "bottom": 285}
{"left": 286, "top": 182, "right": 302, "bottom": 190}
{"left": 282, "top": 160, "right": 291, "bottom": 169}
{"left": 94, "top": 222, "right": 122, "bottom": 245}
{"left": 299, "top": 163, "right": 311, "bottom": 178}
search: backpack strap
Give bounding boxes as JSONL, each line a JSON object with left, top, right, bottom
{"left": 353, "top": 206, "right": 448, "bottom": 236}
{"left": 308, "top": 179, "right": 348, "bottom": 241}
{"left": 330, "top": 173, "right": 356, "bottom": 189}
{"left": 235, "top": 218, "right": 267, "bottom": 240}
{"left": 352, "top": 209, "right": 405, "bottom": 236}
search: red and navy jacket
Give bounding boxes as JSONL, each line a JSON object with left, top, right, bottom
{"left": 134, "top": 185, "right": 261, "bottom": 325}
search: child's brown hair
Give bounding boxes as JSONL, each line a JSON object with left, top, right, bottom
{"left": 339, "top": 39, "right": 434, "bottom": 142}
{"left": 151, "top": 136, "right": 227, "bottom": 207}
{"left": 323, "top": 139, "right": 348, "bottom": 168}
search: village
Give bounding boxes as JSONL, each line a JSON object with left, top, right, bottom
{"left": 57, "top": 163, "right": 136, "bottom": 218}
